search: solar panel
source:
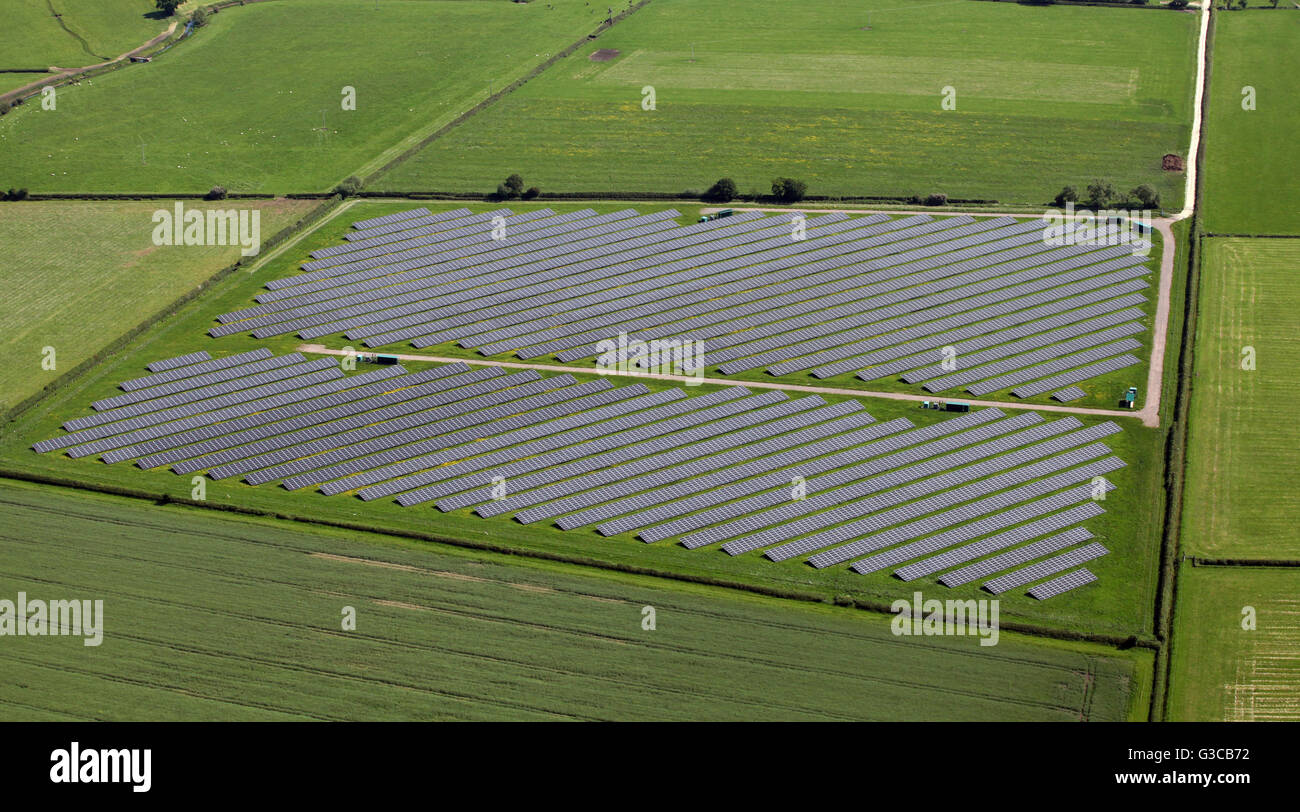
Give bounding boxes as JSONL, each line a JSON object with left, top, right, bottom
{"left": 1051, "top": 386, "right": 1088, "bottom": 403}
{"left": 935, "top": 524, "right": 1096, "bottom": 586}
{"left": 145, "top": 350, "right": 212, "bottom": 373}
{"left": 1027, "top": 567, "right": 1098, "bottom": 599}
{"left": 983, "top": 542, "right": 1109, "bottom": 594}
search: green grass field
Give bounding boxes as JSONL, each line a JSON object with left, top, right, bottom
{"left": 0, "top": 1, "right": 164, "bottom": 70}
{"left": 0, "top": 199, "right": 1169, "bottom": 640}
{"left": 1182, "top": 238, "right": 1300, "bottom": 559}
{"left": 0, "top": 479, "right": 1145, "bottom": 721}
{"left": 1202, "top": 10, "right": 1300, "bottom": 235}
{"left": 0, "top": 198, "right": 318, "bottom": 414}
{"left": 0, "top": 0, "right": 605, "bottom": 193}
{"left": 379, "top": 0, "right": 1198, "bottom": 207}
{"left": 1167, "top": 565, "right": 1300, "bottom": 721}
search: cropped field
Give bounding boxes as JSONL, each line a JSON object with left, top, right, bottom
{"left": 380, "top": 0, "right": 1198, "bottom": 208}
{"left": 1202, "top": 10, "right": 1300, "bottom": 235}
{"left": 0, "top": 201, "right": 1169, "bottom": 639}
{"left": 1183, "top": 238, "right": 1300, "bottom": 558}
{"left": 1168, "top": 566, "right": 1300, "bottom": 721}
{"left": 0, "top": 1, "right": 164, "bottom": 70}
{"left": 0, "top": 479, "right": 1143, "bottom": 721}
{"left": 0, "top": 0, "right": 604, "bottom": 193}
{"left": 0, "top": 198, "right": 318, "bottom": 414}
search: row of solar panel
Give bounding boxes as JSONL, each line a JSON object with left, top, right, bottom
{"left": 215, "top": 209, "right": 1152, "bottom": 399}
{"left": 38, "top": 351, "right": 1114, "bottom": 598}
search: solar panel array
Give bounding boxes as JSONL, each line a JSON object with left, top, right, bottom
{"left": 37, "top": 353, "right": 1124, "bottom": 599}
{"left": 211, "top": 207, "right": 1154, "bottom": 399}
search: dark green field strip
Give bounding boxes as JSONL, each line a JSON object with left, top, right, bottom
{"left": 0, "top": 481, "right": 1139, "bottom": 720}
{"left": 0, "top": 647, "right": 299, "bottom": 722}
{"left": 0, "top": 529, "right": 1092, "bottom": 721}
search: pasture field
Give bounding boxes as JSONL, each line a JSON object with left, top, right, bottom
{"left": 0, "top": 202, "right": 1169, "bottom": 639}
{"left": 0, "top": 479, "right": 1146, "bottom": 721}
{"left": 379, "top": 0, "right": 1198, "bottom": 208}
{"left": 0, "top": 1, "right": 165, "bottom": 70}
{"left": 0, "top": 198, "right": 318, "bottom": 415}
{"left": 1201, "top": 10, "right": 1300, "bottom": 236}
{"left": 1167, "top": 566, "right": 1300, "bottom": 721}
{"left": 1182, "top": 238, "right": 1300, "bottom": 559}
{"left": 0, "top": 0, "right": 605, "bottom": 194}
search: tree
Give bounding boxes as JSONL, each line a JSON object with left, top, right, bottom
{"left": 924, "top": 193, "right": 948, "bottom": 207}
{"left": 1085, "top": 179, "right": 1115, "bottom": 209}
{"left": 334, "top": 176, "right": 363, "bottom": 197}
{"left": 1053, "top": 185, "right": 1078, "bottom": 208}
{"left": 156, "top": 0, "right": 182, "bottom": 16}
{"left": 0, "top": 101, "right": 10, "bottom": 117}
{"left": 704, "top": 177, "right": 737, "bottom": 203}
{"left": 205, "top": 185, "right": 228, "bottom": 201}
{"left": 522, "top": 186, "right": 540, "bottom": 200}
{"left": 1129, "top": 184, "right": 1160, "bottom": 210}
{"left": 191, "top": 7, "right": 210, "bottom": 27}
{"left": 770, "top": 177, "right": 807, "bottom": 204}
{"left": 504, "top": 174, "right": 525, "bottom": 197}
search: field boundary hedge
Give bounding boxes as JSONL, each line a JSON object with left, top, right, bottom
{"left": 1190, "top": 558, "right": 1300, "bottom": 568}
{"left": 0, "top": 195, "right": 340, "bottom": 427}
{"left": 366, "top": 0, "right": 655, "bottom": 188}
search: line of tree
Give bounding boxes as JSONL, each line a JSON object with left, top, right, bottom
{"left": 1053, "top": 180, "right": 1160, "bottom": 210}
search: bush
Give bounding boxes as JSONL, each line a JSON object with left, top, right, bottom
{"left": 924, "top": 193, "right": 948, "bottom": 207}
{"left": 703, "top": 177, "right": 737, "bottom": 203}
{"left": 3, "top": 188, "right": 29, "bottom": 201}
{"left": 521, "top": 186, "right": 540, "bottom": 200}
{"left": 334, "top": 176, "right": 363, "bottom": 198}
{"left": 0, "top": 102, "right": 10, "bottom": 117}
{"left": 191, "top": 7, "right": 210, "bottom": 27}
{"left": 1052, "top": 185, "right": 1078, "bottom": 208}
{"left": 770, "top": 177, "right": 807, "bottom": 204}
{"left": 205, "top": 185, "right": 228, "bottom": 201}
{"left": 1169, "top": 0, "right": 1189, "bottom": 6}
{"left": 1085, "top": 179, "right": 1116, "bottom": 209}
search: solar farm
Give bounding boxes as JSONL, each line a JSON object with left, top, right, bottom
{"left": 211, "top": 206, "right": 1157, "bottom": 408}
{"left": 0, "top": 0, "right": 1291, "bottom": 727}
